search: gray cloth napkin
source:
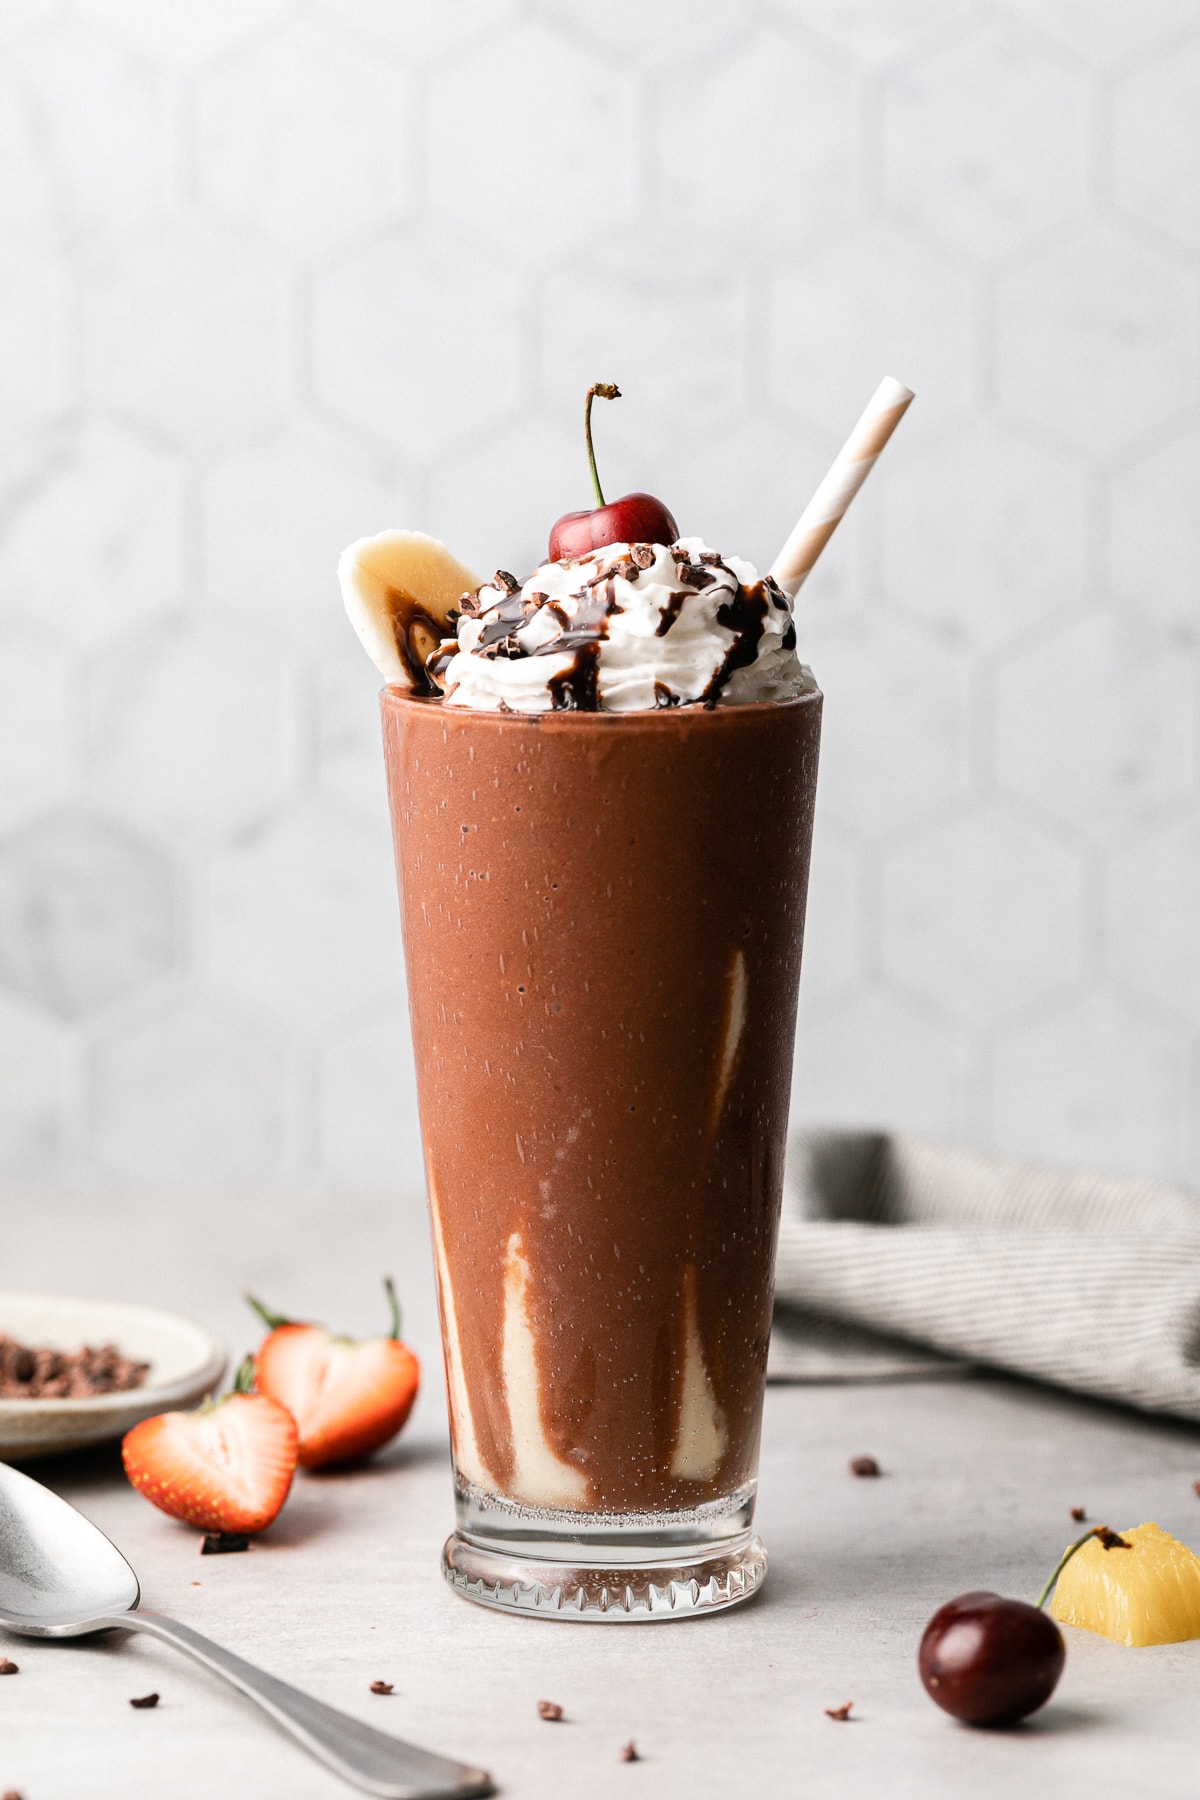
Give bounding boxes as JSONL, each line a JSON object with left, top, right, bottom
{"left": 769, "top": 1128, "right": 1200, "bottom": 1423}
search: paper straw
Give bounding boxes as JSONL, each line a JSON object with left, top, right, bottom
{"left": 768, "top": 376, "right": 914, "bottom": 598}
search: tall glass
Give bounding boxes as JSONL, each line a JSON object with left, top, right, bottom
{"left": 382, "top": 688, "right": 822, "bottom": 1619}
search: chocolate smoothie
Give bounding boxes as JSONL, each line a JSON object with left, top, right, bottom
{"left": 342, "top": 517, "right": 822, "bottom": 1614}
{"left": 382, "top": 691, "right": 821, "bottom": 1520}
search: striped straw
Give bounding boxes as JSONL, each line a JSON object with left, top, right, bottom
{"left": 768, "top": 376, "right": 914, "bottom": 598}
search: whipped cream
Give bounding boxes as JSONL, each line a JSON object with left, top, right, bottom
{"left": 429, "top": 538, "right": 814, "bottom": 713}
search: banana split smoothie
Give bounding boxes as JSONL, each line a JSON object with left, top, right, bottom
{"left": 339, "top": 386, "right": 863, "bottom": 1619}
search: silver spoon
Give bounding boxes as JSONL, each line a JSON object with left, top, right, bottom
{"left": 0, "top": 1460, "right": 493, "bottom": 1800}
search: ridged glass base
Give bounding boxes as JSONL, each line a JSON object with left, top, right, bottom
{"left": 441, "top": 1531, "right": 768, "bottom": 1622}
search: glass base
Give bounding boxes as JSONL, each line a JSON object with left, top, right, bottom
{"left": 441, "top": 1530, "right": 767, "bottom": 1622}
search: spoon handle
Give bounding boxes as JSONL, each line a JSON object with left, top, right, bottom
{"left": 94, "top": 1611, "right": 492, "bottom": 1800}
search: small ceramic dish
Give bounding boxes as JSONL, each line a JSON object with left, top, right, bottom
{"left": 0, "top": 1293, "right": 226, "bottom": 1462}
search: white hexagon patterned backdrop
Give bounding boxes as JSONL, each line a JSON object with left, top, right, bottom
{"left": 1, "top": 0, "right": 1198, "bottom": 1194}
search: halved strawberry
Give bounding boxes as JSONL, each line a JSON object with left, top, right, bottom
{"left": 122, "top": 1359, "right": 297, "bottom": 1534}
{"left": 248, "top": 1279, "right": 420, "bottom": 1471}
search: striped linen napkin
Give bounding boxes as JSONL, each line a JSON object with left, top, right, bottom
{"left": 769, "top": 1129, "right": 1200, "bottom": 1422}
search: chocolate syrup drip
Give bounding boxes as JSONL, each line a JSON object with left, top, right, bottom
{"left": 476, "top": 589, "right": 531, "bottom": 657}
{"left": 547, "top": 640, "right": 602, "bottom": 710}
{"left": 425, "top": 643, "right": 457, "bottom": 682}
{"left": 655, "top": 589, "right": 688, "bottom": 636}
{"left": 702, "top": 581, "right": 771, "bottom": 705}
{"left": 530, "top": 582, "right": 619, "bottom": 649}
{"left": 383, "top": 587, "right": 454, "bottom": 696}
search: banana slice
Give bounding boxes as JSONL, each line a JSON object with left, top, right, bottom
{"left": 338, "top": 529, "right": 483, "bottom": 689}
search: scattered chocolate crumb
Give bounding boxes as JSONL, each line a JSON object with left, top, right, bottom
{"left": 129, "top": 1693, "right": 159, "bottom": 1709}
{"left": 825, "top": 1702, "right": 853, "bottom": 1721}
{"left": 201, "top": 1532, "right": 250, "bottom": 1555}
{"left": 849, "top": 1456, "right": 881, "bottom": 1478}
{"left": 3, "top": 1789, "right": 23, "bottom": 1799}
{"left": 0, "top": 1333, "right": 148, "bottom": 1399}
{"left": 630, "top": 544, "right": 656, "bottom": 569}
{"left": 370, "top": 1680, "right": 394, "bottom": 1695}
{"left": 537, "top": 1700, "right": 564, "bottom": 1721}
{"left": 493, "top": 570, "right": 521, "bottom": 595}
{"left": 0, "top": 1658, "right": 18, "bottom": 1675}
{"left": 1193, "top": 1479, "right": 1200, "bottom": 1498}
{"left": 1070, "top": 1506, "right": 1087, "bottom": 1522}
{"left": 1095, "top": 1526, "right": 1131, "bottom": 1550}
{"left": 619, "top": 1740, "right": 640, "bottom": 1762}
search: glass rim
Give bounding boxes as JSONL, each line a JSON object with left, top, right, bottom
{"left": 379, "top": 684, "right": 822, "bottom": 727}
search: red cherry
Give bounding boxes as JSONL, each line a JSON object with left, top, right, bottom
{"left": 548, "top": 492, "right": 678, "bottom": 562}
{"left": 549, "top": 382, "right": 678, "bottom": 562}
{"left": 918, "top": 1591, "right": 1065, "bottom": 1727}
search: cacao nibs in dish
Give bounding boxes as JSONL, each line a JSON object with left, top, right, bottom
{"left": 0, "top": 1334, "right": 149, "bottom": 1399}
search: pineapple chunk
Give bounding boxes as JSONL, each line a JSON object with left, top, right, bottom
{"left": 1050, "top": 1522, "right": 1200, "bottom": 1647}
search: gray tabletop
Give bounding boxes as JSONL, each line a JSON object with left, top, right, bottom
{"left": 5, "top": 1182, "right": 1200, "bottom": 1799}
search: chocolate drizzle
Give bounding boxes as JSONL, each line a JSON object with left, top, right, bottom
{"left": 655, "top": 588, "right": 688, "bottom": 636}
{"left": 382, "top": 584, "right": 456, "bottom": 696}
{"left": 536, "top": 579, "right": 617, "bottom": 710}
{"left": 437, "top": 548, "right": 794, "bottom": 711}
{"left": 701, "top": 581, "right": 771, "bottom": 706}
{"left": 475, "top": 591, "right": 529, "bottom": 656}
{"left": 547, "top": 640, "right": 602, "bottom": 710}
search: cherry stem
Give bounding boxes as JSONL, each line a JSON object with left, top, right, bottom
{"left": 1035, "top": 1525, "right": 1129, "bottom": 1609}
{"left": 385, "top": 1275, "right": 402, "bottom": 1341}
{"left": 246, "top": 1293, "right": 290, "bottom": 1333}
{"left": 584, "top": 383, "right": 621, "bottom": 508}
{"left": 233, "top": 1354, "right": 258, "bottom": 1395}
